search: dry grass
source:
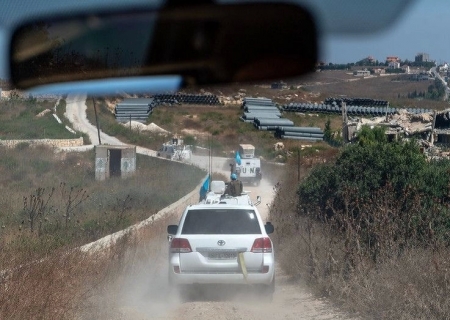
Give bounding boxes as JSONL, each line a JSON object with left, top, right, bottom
{"left": 0, "top": 246, "right": 116, "bottom": 319}
{"left": 295, "top": 71, "right": 449, "bottom": 110}
{"left": 276, "top": 216, "right": 450, "bottom": 319}
{"left": 0, "top": 183, "right": 200, "bottom": 320}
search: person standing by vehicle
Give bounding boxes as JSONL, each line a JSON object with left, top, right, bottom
{"left": 228, "top": 173, "right": 243, "bottom": 196}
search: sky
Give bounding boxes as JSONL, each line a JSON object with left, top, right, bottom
{"left": 320, "top": 0, "right": 450, "bottom": 65}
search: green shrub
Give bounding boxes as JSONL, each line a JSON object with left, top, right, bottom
{"left": 183, "top": 135, "right": 196, "bottom": 147}
{"left": 298, "top": 128, "right": 450, "bottom": 247}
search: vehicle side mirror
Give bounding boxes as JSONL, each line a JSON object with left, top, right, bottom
{"left": 167, "top": 225, "right": 178, "bottom": 235}
{"left": 265, "top": 222, "right": 274, "bottom": 234}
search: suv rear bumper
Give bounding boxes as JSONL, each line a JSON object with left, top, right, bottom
{"left": 169, "top": 269, "right": 274, "bottom": 285}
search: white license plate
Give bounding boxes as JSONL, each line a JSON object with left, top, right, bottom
{"left": 208, "top": 252, "right": 237, "bottom": 260}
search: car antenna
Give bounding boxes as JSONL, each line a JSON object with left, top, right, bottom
{"left": 208, "top": 134, "right": 212, "bottom": 192}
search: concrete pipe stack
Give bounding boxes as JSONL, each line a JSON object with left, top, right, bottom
{"left": 274, "top": 126, "right": 324, "bottom": 141}
{"left": 153, "top": 93, "right": 221, "bottom": 105}
{"left": 115, "top": 98, "right": 155, "bottom": 123}
{"left": 239, "top": 97, "right": 280, "bottom": 126}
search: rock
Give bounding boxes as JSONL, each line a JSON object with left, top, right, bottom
{"left": 274, "top": 142, "right": 284, "bottom": 151}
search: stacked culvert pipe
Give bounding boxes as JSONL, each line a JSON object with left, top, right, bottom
{"left": 115, "top": 98, "right": 155, "bottom": 123}
{"left": 153, "top": 93, "right": 221, "bottom": 105}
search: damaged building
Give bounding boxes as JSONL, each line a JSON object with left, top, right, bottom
{"left": 346, "top": 108, "right": 450, "bottom": 158}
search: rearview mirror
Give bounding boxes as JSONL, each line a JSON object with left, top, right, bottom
{"left": 10, "top": 2, "right": 317, "bottom": 89}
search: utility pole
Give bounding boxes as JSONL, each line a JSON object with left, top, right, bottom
{"left": 341, "top": 102, "right": 348, "bottom": 143}
{"left": 385, "top": 101, "right": 389, "bottom": 122}
{"left": 92, "top": 98, "right": 102, "bottom": 145}
{"left": 297, "top": 148, "right": 300, "bottom": 182}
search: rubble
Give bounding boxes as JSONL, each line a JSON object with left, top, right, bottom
{"left": 274, "top": 142, "right": 284, "bottom": 151}
{"left": 119, "top": 121, "right": 169, "bottom": 134}
{"left": 348, "top": 108, "right": 450, "bottom": 160}
{"left": 351, "top": 108, "right": 435, "bottom": 136}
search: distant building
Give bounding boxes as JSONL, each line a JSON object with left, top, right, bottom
{"left": 415, "top": 72, "right": 432, "bottom": 81}
{"left": 402, "top": 65, "right": 410, "bottom": 74}
{"left": 372, "top": 68, "right": 385, "bottom": 74}
{"left": 415, "top": 53, "right": 430, "bottom": 63}
{"left": 438, "top": 63, "right": 448, "bottom": 72}
{"left": 388, "top": 61, "right": 401, "bottom": 69}
{"left": 386, "top": 56, "right": 400, "bottom": 63}
{"left": 353, "top": 70, "right": 371, "bottom": 77}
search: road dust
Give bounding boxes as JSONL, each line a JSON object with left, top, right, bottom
{"left": 113, "top": 256, "right": 180, "bottom": 319}
{"left": 79, "top": 214, "right": 182, "bottom": 319}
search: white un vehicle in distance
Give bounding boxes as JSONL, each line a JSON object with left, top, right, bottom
{"left": 167, "top": 180, "right": 275, "bottom": 301}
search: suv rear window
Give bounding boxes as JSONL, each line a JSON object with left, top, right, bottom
{"left": 181, "top": 209, "right": 261, "bottom": 234}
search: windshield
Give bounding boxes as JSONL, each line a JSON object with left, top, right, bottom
{"left": 3, "top": 1, "right": 450, "bottom": 320}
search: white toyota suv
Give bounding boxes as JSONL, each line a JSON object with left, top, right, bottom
{"left": 167, "top": 185, "right": 275, "bottom": 300}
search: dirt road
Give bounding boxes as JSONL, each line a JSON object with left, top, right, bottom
{"left": 97, "top": 162, "right": 352, "bottom": 320}
{"left": 65, "top": 96, "right": 353, "bottom": 319}
{"left": 102, "top": 174, "right": 352, "bottom": 320}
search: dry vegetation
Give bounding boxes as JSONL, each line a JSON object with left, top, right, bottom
{"left": 0, "top": 95, "right": 205, "bottom": 319}
{"left": 0, "top": 87, "right": 209, "bottom": 316}
{"left": 270, "top": 147, "right": 450, "bottom": 319}
{"left": 0, "top": 184, "right": 197, "bottom": 320}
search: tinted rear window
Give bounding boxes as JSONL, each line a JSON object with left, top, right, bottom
{"left": 181, "top": 209, "right": 261, "bottom": 234}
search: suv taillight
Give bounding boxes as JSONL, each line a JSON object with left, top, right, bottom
{"left": 170, "top": 238, "right": 192, "bottom": 253}
{"left": 251, "top": 237, "right": 272, "bottom": 253}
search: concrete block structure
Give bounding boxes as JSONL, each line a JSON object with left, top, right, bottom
{"left": 95, "top": 145, "right": 136, "bottom": 180}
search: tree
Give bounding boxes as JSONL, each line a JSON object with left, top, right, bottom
{"left": 323, "top": 118, "right": 332, "bottom": 141}
{"left": 356, "top": 125, "right": 387, "bottom": 146}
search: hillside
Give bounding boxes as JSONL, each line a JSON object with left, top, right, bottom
{"left": 84, "top": 70, "right": 450, "bottom": 163}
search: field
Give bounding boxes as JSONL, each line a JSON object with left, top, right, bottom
{"left": 0, "top": 144, "right": 205, "bottom": 269}
{"left": 290, "top": 70, "right": 450, "bottom": 109}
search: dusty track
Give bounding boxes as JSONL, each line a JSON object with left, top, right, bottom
{"left": 101, "top": 175, "right": 353, "bottom": 320}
